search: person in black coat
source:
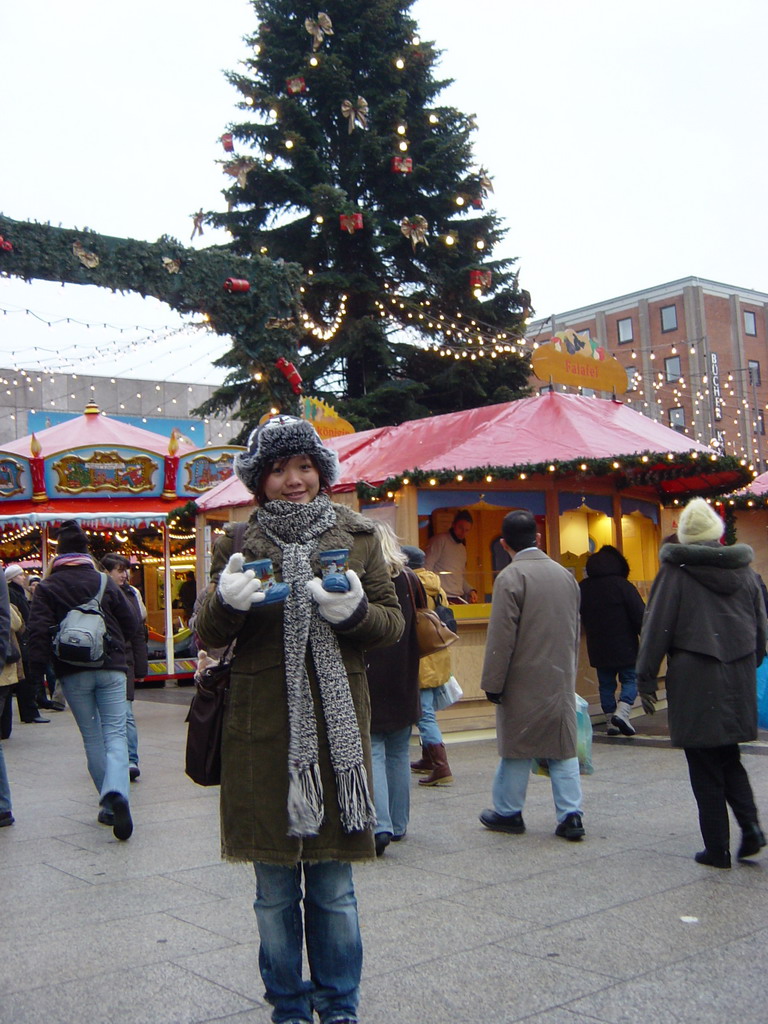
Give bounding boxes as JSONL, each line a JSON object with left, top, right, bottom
{"left": 636, "top": 498, "right": 767, "bottom": 868}
{"left": 365, "top": 523, "right": 422, "bottom": 856}
{"left": 579, "top": 545, "right": 645, "bottom": 736}
{"left": 26, "top": 521, "right": 139, "bottom": 840}
{"left": 101, "top": 554, "right": 149, "bottom": 781}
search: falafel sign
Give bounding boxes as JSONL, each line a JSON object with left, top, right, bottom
{"left": 532, "top": 330, "right": 628, "bottom": 395}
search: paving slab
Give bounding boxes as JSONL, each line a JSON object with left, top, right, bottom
{"left": 0, "top": 695, "right": 765, "bottom": 1024}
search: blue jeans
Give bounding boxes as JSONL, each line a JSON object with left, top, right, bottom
{"left": 596, "top": 666, "right": 638, "bottom": 714}
{"left": 371, "top": 726, "right": 412, "bottom": 838}
{"left": 61, "top": 670, "right": 129, "bottom": 805}
{"left": 416, "top": 687, "right": 444, "bottom": 747}
{"left": 253, "top": 860, "right": 362, "bottom": 1024}
{"left": 126, "top": 700, "right": 139, "bottom": 766}
{"left": 0, "top": 687, "right": 12, "bottom": 814}
{"left": 492, "top": 756, "right": 583, "bottom": 823}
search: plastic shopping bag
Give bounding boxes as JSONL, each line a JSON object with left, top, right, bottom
{"left": 757, "top": 655, "right": 768, "bottom": 730}
{"left": 532, "top": 693, "right": 594, "bottom": 777}
{"left": 434, "top": 675, "right": 464, "bottom": 710}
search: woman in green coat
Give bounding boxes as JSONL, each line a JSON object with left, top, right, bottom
{"left": 195, "top": 414, "right": 403, "bottom": 1024}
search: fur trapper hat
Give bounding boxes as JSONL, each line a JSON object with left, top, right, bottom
{"left": 234, "top": 415, "right": 340, "bottom": 495}
{"left": 56, "top": 519, "right": 90, "bottom": 554}
{"left": 677, "top": 497, "right": 724, "bottom": 545}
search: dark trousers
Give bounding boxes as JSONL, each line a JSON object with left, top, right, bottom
{"left": 684, "top": 745, "right": 758, "bottom": 853}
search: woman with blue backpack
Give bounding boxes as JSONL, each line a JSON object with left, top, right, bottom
{"left": 25, "top": 520, "right": 138, "bottom": 840}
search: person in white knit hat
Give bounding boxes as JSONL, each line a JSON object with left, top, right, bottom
{"left": 636, "top": 497, "right": 767, "bottom": 869}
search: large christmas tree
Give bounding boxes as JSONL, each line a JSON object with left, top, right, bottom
{"left": 199, "top": 0, "right": 532, "bottom": 435}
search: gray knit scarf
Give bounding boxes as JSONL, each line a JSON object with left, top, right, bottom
{"left": 257, "top": 493, "right": 376, "bottom": 837}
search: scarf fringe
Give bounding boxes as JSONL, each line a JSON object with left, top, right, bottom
{"left": 336, "top": 764, "right": 377, "bottom": 834}
{"left": 287, "top": 764, "right": 325, "bottom": 837}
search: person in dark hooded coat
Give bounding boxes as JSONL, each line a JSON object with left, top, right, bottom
{"left": 579, "top": 545, "right": 645, "bottom": 736}
{"left": 636, "top": 498, "right": 767, "bottom": 869}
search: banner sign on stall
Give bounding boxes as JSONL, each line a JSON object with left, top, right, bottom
{"left": 532, "top": 330, "right": 628, "bottom": 395}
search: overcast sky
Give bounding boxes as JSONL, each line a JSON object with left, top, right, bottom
{"left": 1, "top": 0, "right": 766, "bottom": 385}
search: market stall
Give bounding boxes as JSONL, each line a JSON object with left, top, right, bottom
{"left": 195, "top": 392, "right": 752, "bottom": 725}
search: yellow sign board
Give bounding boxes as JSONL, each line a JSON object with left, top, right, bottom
{"left": 532, "top": 330, "right": 627, "bottom": 395}
{"left": 301, "top": 396, "right": 355, "bottom": 439}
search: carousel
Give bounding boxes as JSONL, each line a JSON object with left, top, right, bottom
{"left": 0, "top": 402, "right": 244, "bottom": 680}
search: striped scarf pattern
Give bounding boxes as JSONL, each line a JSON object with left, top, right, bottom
{"left": 257, "top": 494, "right": 376, "bottom": 837}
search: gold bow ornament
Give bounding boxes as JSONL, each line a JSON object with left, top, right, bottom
{"left": 162, "top": 257, "right": 181, "bottom": 274}
{"left": 400, "top": 215, "right": 429, "bottom": 251}
{"left": 190, "top": 209, "right": 205, "bottom": 240}
{"left": 305, "top": 12, "right": 333, "bottom": 51}
{"left": 72, "top": 241, "right": 100, "bottom": 269}
{"left": 224, "top": 158, "right": 258, "bottom": 188}
{"left": 477, "top": 166, "right": 494, "bottom": 196}
{"left": 341, "top": 97, "right": 369, "bottom": 133}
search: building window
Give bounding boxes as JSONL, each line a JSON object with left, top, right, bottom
{"left": 669, "top": 407, "right": 685, "bottom": 431}
{"left": 665, "top": 355, "right": 682, "bottom": 382}
{"left": 744, "top": 310, "right": 757, "bottom": 336}
{"left": 660, "top": 305, "right": 678, "bottom": 332}
{"left": 626, "top": 365, "right": 638, "bottom": 389}
{"left": 539, "top": 385, "right": 552, "bottom": 395}
{"left": 748, "top": 360, "right": 761, "bottom": 387}
{"left": 617, "top": 317, "right": 633, "bottom": 344}
{"left": 758, "top": 411, "right": 765, "bottom": 436}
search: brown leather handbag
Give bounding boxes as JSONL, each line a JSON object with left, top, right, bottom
{"left": 403, "top": 569, "right": 459, "bottom": 657}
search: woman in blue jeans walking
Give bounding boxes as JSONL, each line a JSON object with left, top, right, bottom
{"left": 25, "top": 519, "right": 139, "bottom": 840}
{"left": 195, "top": 416, "right": 403, "bottom": 1024}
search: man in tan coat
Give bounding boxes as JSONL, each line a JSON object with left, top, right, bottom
{"left": 479, "top": 509, "right": 585, "bottom": 841}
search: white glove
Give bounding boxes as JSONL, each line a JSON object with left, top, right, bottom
{"left": 217, "top": 552, "right": 266, "bottom": 611}
{"left": 306, "top": 568, "right": 368, "bottom": 625}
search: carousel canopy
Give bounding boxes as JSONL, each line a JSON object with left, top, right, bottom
{"left": 2, "top": 403, "right": 197, "bottom": 458}
{"left": 196, "top": 393, "right": 752, "bottom": 510}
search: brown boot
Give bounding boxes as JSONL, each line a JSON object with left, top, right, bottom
{"left": 410, "top": 746, "right": 434, "bottom": 774}
{"left": 418, "top": 743, "right": 453, "bottom": 786}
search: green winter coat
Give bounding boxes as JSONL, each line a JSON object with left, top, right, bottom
{"left": 195, "top": 502, "right": 404, "bottom": 866}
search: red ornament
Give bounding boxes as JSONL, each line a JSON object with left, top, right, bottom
{"left": 470, "top": 270, "right": 492, "bottom": 291}
{"left": 220, "top": 133, "right": 234, "bottom": 152}
{"left": 391, "top": 156, "right": 413, "bottom": 174}
{"left": 339, "top": 212, "right": 364, "bottom": 234}
{"left": 275, "top": 356, "right": 303, "bottom": 395}
{"left": 0, "top": 236, "right": 13, "bottom": 253}
{"left": 471, "top": 197, "right": 484, "bottom": 208}
{"left": 223, "top": 278, "right": 251, "bottom": 293}
{"left": 286, "top": 76, "right": 307, "bottom": 95}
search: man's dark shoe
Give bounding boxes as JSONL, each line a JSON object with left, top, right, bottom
{"left": 0, "top": 811, "right": 15, "bottom": 827}
{"left": 695, "top": 848, "right": 731, "bottom": 869}
{"left": 23, "top": 716, "right": 50, "bottom": 724}
{"left": 129, "top": 764, "right": 140, "bottom": 781}
{"left": 97, "top": 808, "right": 114, "bottom": 826}
{"left": 103, "top": 792, "right": 133, "bottom": 841}
{"left": 737, "top": 823, "right": 766, "bottom": 860}
{"left": 555, "top": 813, "right": 585, "bottom": 841}
{"left": 479, "top": 809, "right": 525, "bottom": 834}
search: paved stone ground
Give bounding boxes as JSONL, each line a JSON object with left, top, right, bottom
{"left": 1, "top": 692, "right": 766, "bottom": 1024}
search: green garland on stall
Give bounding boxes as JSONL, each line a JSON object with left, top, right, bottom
{"left": 355, "top": 450, "right": 752, "bottom": 502}
{"left": 719, "top": 502, "right": 738, "bottom": 545}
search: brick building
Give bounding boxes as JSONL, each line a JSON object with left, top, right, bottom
{"left": 525, "top": 277, "right": 768, "bottom": 469}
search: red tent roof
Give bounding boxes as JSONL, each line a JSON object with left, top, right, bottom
{"left": 2, "top": 404, "right": 196, "bottom": 458}
{"left": 327, "top": 392, "right": 713, "bottom": 489}
{"left": 196, "top": 394, "right": 749, "bottom": 510}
